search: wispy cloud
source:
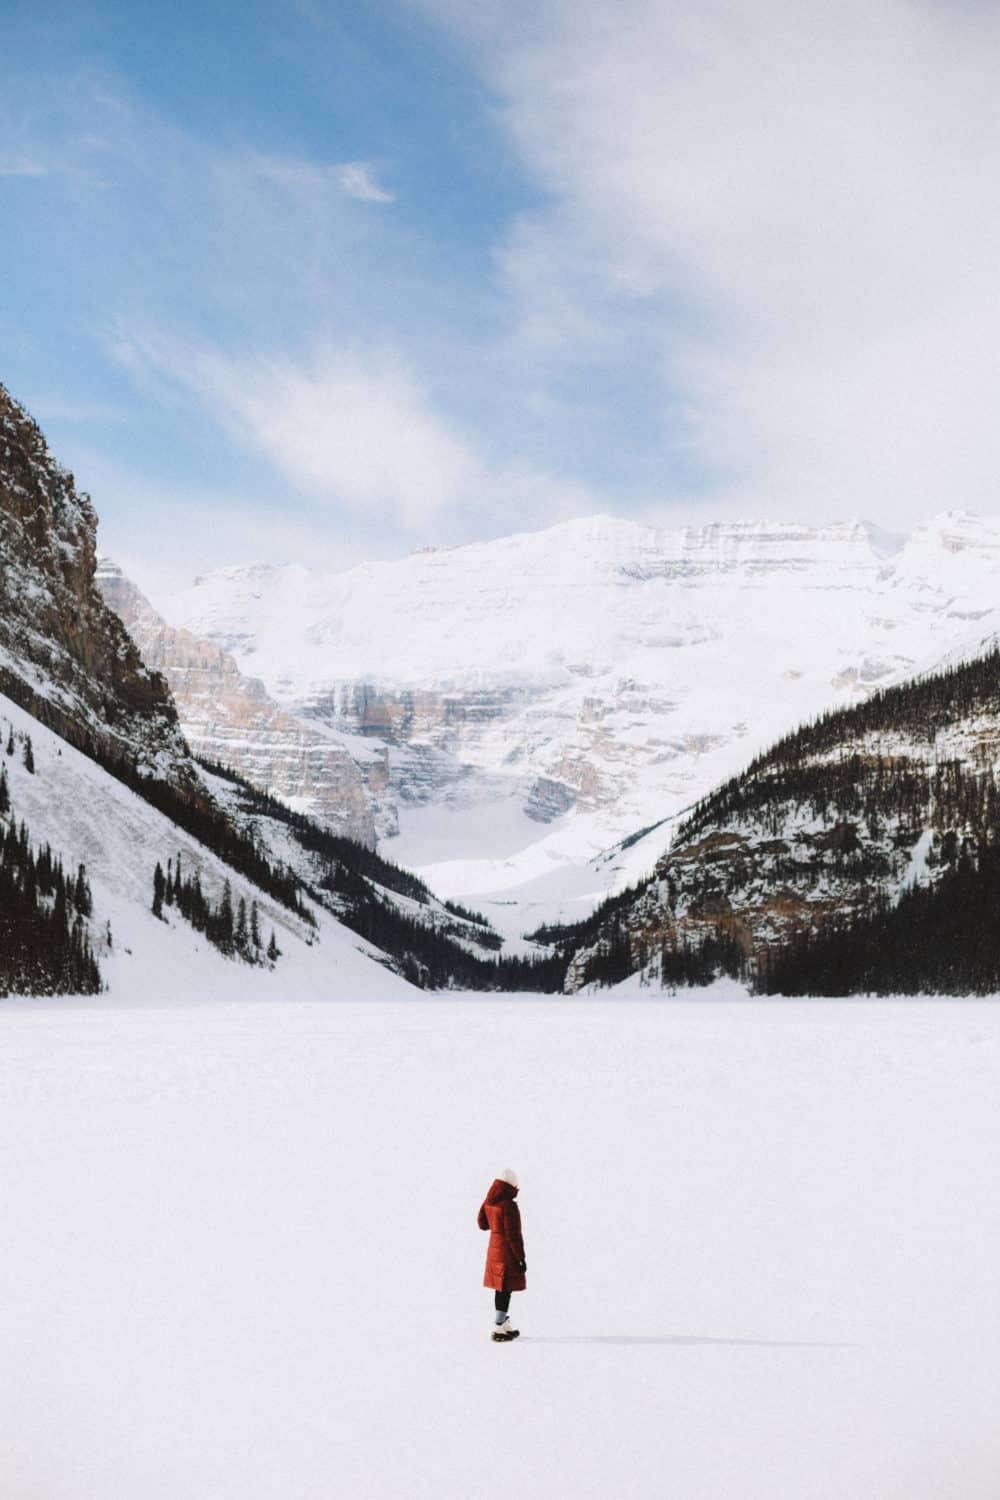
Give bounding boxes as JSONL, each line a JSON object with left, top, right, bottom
{"left": 337, "top": 161, "right": 394, "bottom": 204}
{"left": 420, "top": 0, "right": 1000, "bottom": 524}
{"left": 108, "top": 322, "right": 603, "bottom": 541}
{"left": 0, "top": 158, "right": 49, "bottom": 178}
{"left": 248, "top": 152, "right": 393, "bottom": 204}
{"left": 111, "top": 331, "right": 480, "bottom": 526}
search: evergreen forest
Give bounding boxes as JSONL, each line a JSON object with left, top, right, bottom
{"left": 0, "top": 764, "right": 101, "bottom": 996}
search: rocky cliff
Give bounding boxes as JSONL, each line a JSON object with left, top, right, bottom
{"left": 0, "top": 383, "right": 191, "bottom": 782}
{"left": 96, "top": 560, "right": 378, "bottom": 847}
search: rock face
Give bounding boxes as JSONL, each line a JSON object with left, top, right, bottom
{"left": 96, "top": 561, "right": 378, "bottom": 847}
{"left": 157, "top": 511, "right": 1000, "bottom": 922}
{"left": 0, "top": 382, "right": 191, "bottom": 781}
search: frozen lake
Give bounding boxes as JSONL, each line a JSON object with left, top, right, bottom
{"left": 2, "top": 994, "right": 998, "bottom": 1498}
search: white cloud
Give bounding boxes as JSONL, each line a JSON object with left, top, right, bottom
{"left": 336, "top": 161, "right": 395, "bottom": 204}
{"left": 108, "top": 325, "right": 607, "bottom": 546}
{"left": 111, "top": 332, "right": 481, "bottom": 526}
{"left": 421, "top": 0, "right": 1000, "bottom": 524}
{"left": 247, "top": 153, "right": 393, "bottom": 204}
{"left": 216, "top": 356, "right": 475, "bottom": 524}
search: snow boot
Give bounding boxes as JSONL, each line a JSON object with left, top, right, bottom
{"left": 492, "top": 1318, "right": 520, "bottom": 1342}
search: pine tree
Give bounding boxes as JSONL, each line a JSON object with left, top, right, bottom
{"left": 219, "top": 879, "right": 234, "bottom": 954}
{"left": 5, "top": 727, "right": 13, "bottom": 755}
{"left": 74, "top": 863, "right": 92, "bottom": 917}
{"left": 250, "top": 900, "right": 261, "bottom": 953}
{"left": 22, "top": 736, "right": 34, "bottom": 774}
{"left": 152, "top": 861, "right": 166, "bottom": 920}
{"left": 0, "top": 765, "right": 8, "bottom": 815}
{"left": 53, "top": 872, "right": 67, "bottom": 931}
{"left": 267, "top": 930, "right": 279, "bottom": 965}
{"left": 235, "top": 896, "right": 248, "bottom": 958}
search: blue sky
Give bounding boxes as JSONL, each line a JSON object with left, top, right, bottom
{"left": 4, "top": 1, "right": 1000, "bottom": 595}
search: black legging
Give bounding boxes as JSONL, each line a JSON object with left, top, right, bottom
{"left": 494, "top": 1291, "right": 511, "bottom": 1314}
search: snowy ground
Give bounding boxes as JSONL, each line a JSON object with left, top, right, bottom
{"left": 2, "top": 993, "right": 999, "bottom": 1499}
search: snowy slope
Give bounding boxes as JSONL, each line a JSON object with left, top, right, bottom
{"left": 0, "top": 692, "right": 409, "bottom": 1001}
{"left": 156, "top": 509, "right": 1000, "bottom": 928}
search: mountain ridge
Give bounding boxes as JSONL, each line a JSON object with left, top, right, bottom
{"left": 147, "top": 505, "right": 1000, "bottom": 929}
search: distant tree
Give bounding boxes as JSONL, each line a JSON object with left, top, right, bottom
{"left": 0, "top": 765, "right": 8, "bottom": 815}
{"left": 250, "top": 900, "right": 261, "bottom": 952}
{"left": 74, "top": 863, "right": 92, "bottom": 917}
{"left": 219, "top": 880, "right": 234, "bottom": 953}
{"left": 0, "top": 807, "right": 102, "bottom": 996}
{"left": 22, "top": 735, "right": 34, "bottom": 774}
{"left": 152, "top": 861, "right": 166, "bottom": 920}
{"left": 235, "top": 896, "right": 248, "bottom": 958}
{"left": 267, "top": 930, "right": 280, "bottom": 965}
{"left": 5, "top": 727, "right": 13, "bottom": 755}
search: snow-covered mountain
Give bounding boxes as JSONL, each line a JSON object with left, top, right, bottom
{"left": 0, "top": 380, "right": 551, "bottom": 997}
{"left": 155, "top": 511, "right": 1000, "bottom": 930}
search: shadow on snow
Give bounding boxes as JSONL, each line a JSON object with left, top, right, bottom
{"left": 523, "top": 1334, "right": 858, "bottom": 1349}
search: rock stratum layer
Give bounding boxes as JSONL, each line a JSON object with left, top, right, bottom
{"left": 96, "top": 561, "right": 378, "bottom": 847}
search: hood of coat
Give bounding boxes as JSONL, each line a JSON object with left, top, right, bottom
{"left": 485, "top": 1178, "right": 519, "bottom": 1204}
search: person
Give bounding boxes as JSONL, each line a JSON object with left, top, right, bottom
{"left": 477, "top": 1167, "right": 526, "bottom": 1342}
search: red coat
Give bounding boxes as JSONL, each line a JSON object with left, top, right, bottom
{"left": 478, "top": 1178, "right": 526, "bottom": 1292}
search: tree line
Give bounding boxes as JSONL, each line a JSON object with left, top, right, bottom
{"left": 153, "top": 855, "right": 280, "bottom": 966}
{"left": 0, "top": 764, "right": 101, "bottom": 996}
{"left": 758, "top": 841, "right": 1000, "bottom": 995}
{"left": 678, "top": 648, "right": 1000, "bottom": 846}
{"left": 200, "top": 757, "right": 567, "bottom": 991}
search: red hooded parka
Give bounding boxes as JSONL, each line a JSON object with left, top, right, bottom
{"left": 478, "top": 1178, "right": 526, "bottom": 1293}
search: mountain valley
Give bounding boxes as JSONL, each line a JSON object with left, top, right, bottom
{"left": 148, "top": 511, "right": 1000, "bottom": 932}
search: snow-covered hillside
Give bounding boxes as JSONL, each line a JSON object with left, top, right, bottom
{"left": 0, "top": 692, "right": 407, "bottom": 1001}
{"left": 560, "top": 643, "right": 1000, "bottom": 993}
{"left": 156, "top": 511, "right": 1000, "bottom": 930}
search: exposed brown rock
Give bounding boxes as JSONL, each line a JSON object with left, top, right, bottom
{"left": 0, "top": 382, "right": 191, "bottom": 782}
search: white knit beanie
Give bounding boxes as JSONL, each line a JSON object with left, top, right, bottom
{"left": 497, "top": 1167, "right": 519, "bottom": 1188}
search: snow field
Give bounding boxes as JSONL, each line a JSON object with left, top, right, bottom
{"left": 2, "top": 995, "right": 999, "bottom": 1498}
